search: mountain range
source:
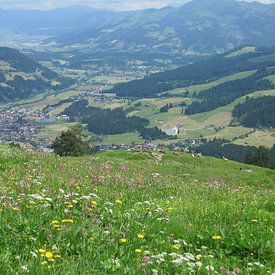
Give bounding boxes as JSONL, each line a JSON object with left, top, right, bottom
{"left": 52, "top": 0, "right": 275, "bottom": 54}
{"left": 1, "top": 0, "right": 275, "bottom": 55}
{"left": 0, "top": 5, "right": 132, "bottom": 36}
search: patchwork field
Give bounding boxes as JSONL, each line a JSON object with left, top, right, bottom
{"left": 37, "top": 122, "right": 78, "bottom": 141}
{"left": 233, "top": 130, "right": 275, "bottom": 149}
{"left": 4, "top": 64, "right": 274, "bottom": 150}
{"left": 100, "top": 132, "right": 143, "bottom": 145}
{"left": 206, "top": 127, "right": 253, "bottom": 141}
{"left": 166, "top": 70, "right": 257, "bottom": 96}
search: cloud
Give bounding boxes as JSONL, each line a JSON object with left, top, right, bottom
{"left": 0, "top": 0, "right": 274, "bottom": 10}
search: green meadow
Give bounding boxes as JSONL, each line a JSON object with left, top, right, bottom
{"left": 0, "top": 144, "right": 274, "bottom": 274}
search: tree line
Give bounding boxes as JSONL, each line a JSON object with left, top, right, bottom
{"left": 195, "top": 139, "right": 275, "bottom": 169}
{"left": 185, "top": 69, "right": 274, "bottom": 115}
{"left": 233, "top": 96, "right": 275, "bottom": 127}
{"left": 63, "top": 100, "right": 149, "bottom": 135}
{"left": 140, "top": 127, "right": 174, "bottom": 141}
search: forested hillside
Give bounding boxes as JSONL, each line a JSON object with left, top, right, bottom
{"left": 0, "top": 47, "right": 72, "bottom": 102}
{"left": 63, "top": 100, "right": 149, "bottom": 135}
{"left": 233, "top": 96, "right": 275, "bottom": 128}
{"left": 108, "top": 46, "right": 275, "bottom": 98}
{"left": 185, "top": 69, "right": 274, "bottom": 114}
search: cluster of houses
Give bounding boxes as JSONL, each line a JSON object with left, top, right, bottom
{"left": 93, "top": 142, "right": 157, "bottom": 152}
{"left": 0, "top": 107, "right": 52, "bottom": 151}
{"left": 0, "top": 107, "right": 38, "bottom": 142}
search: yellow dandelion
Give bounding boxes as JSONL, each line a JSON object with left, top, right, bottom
{"left": 120, "top": 238, "right": 127, "bottom": 244}
{"left": 53, "top": 224, "right": 61, "bottom": 229}
{"left": 45, "top": 252, "right": 53, "bottom": 259}
{"left": 137, "top": 234, "right": 144, "bottom": 239}
{"left": 116, "top": 199, "right": 122, "bottom": 205}
{"left": 212, "top": 235, "right": 222, "bottom": 240}
{"left": 173, "top": 244, "right": 181, "bottom": 250}
{"left": 48, "top": 258, "right": 55, "bottom": 262}
{"left": 38, "top": 248, "right": 46, "bottom": 254}
{"left": 135, "top": 248, "right": 142, "bottom": 253}
{"left": 91, "top": 201, "right": 97, "bottom": 206}
{"left": 62, "top": 219, "right": 74, "bottom": 223}
{"left": 196, "top": 255, "right": 202, "bottom": 261}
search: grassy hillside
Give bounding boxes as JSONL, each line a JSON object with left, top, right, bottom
{"left": 0, "top": 144, "right": 274, "bottom": 273}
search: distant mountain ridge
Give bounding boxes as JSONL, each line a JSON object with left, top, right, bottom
{"left": 1, "top": 0, "right": 274, "bottom": 55}
{"left": 0, "top": 47, "right": 72, "bottom": 102}
{"left": 49, "top": 0, "right": 275, "bottom": 54}
{"left": 0, "top": 5, "right": 132, "bottom": 36}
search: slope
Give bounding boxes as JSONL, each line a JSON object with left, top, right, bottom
{"left": 0, "top": 143, "right": 274, "bottom": 273}
{"left": 0, "top": 47, "right": 72, "bottom": 102}
{"left": 108, "top": 46, "right": 275, "bottom": 98}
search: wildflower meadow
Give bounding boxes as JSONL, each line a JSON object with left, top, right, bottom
{"left": 0, "top": 144, "right": 274, "bottom": 274}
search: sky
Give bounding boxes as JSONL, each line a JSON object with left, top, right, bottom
{"left": 0, "top": 0, "right": 274, "bottom": 10}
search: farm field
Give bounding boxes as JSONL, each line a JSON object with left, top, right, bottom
{"left": 0, "top": 144, "right": 274, "bottom": 274}
{"left": 165, "top": 70, "right": 257, "bottom": 96}
{"left": 100, "top": 132, "right": 143, "bottom": 145}
{"left": 233, "top": 130, "right": 275, "bottom": 149}
{"left": 225, "top": 46, "right": 257, "bottom": 58}
{"left": 37, "top": 122, "right": 78, "bottom": 141}
{"left": 205, "top": 127, "right": 253, "bottom": 141}
{"left": 23, "top": 90, "right": 83, "bottom": 111}
{"left": 93, "top": 75, "right": 139, "bottom": 86}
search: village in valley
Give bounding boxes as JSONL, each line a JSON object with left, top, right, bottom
{"left": 0, "top": 85, "right": 203, "bottom": 154}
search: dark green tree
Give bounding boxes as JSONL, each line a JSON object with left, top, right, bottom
{"left": 244, "top": 150, "right": 256, "bottom": 165}
{"left": 254, "top": 146, "right": 271, "bottom": 168}
{"left": 52, "top": 124, "right": 87, "bottom": 157}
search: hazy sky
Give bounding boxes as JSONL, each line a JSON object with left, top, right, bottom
{"left": 0, "top": 0, "right": 274, "bottom": 10}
